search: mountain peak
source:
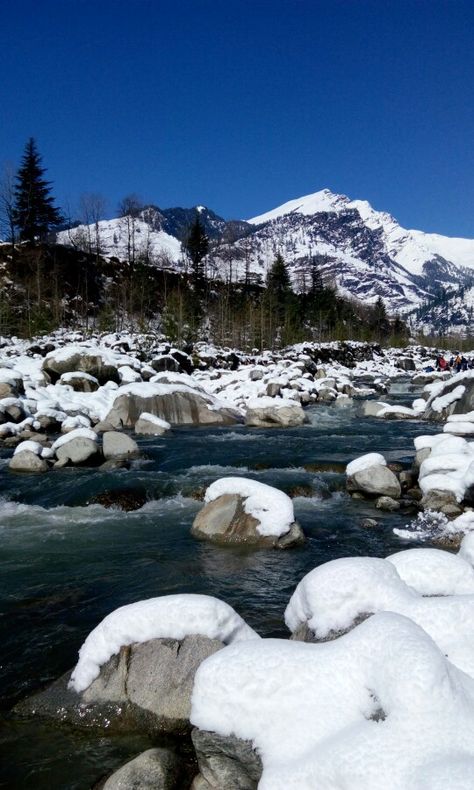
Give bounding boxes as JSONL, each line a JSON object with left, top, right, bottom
{"left": 247, "top": 189, "right": 350, "bottom": 225}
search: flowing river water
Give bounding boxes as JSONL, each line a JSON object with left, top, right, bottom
{"left": 0, "top": 383, "right": 438, "bottom": 788}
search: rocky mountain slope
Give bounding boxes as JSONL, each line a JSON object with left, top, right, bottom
{"left": 58, "top": 189, "right": 474, "bottom": 320}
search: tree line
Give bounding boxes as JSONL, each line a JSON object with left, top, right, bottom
{"left": 0, "top": 138, "right": 409, "bottom": 346}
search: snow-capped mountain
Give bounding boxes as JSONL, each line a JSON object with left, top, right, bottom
{"left": 58, "top": 189, "right": 474, "bottom": 318}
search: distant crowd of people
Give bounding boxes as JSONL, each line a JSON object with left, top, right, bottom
{"left": 435, "top": 353, "right": 474, "bottom": 373}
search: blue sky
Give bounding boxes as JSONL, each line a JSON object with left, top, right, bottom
{"left": 1, "top": 0, "right": 473, "bottom": 235}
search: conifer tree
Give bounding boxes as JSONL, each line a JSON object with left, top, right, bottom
{"left": 13, "top": 138, "right": 63, "bottom": 242}
{"left": 184, "top": 213, "right": 209, "bottom": 292}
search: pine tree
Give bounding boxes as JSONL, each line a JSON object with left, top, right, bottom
{"left": 13, "top": 138, "right": 63, "bottom": 242}
{"left": 184, "top": 213, "right": 209, "bottom": 292}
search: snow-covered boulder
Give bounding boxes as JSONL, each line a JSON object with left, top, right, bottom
{"left": 59, "top": 371, "right": 99, "bottom": 392}
{"left": 415, "top": 433, "right": 474, "bottom": 509}
{"left": 102, "top": 431, "right": 139, "bottom": 459}
{"left": 102, "top": 748, "right": 180, "bottom": 790}
{"left": 105, "top": 383, "right": 240, "bottom": 428}
{"left": 191, "top": 729, "right": 262, "bottom": 790}
{"left": 284, "top": 556, "right": 474, "bottom": 677}
{"left": 9, "top": 440, "right": 48, "bottom": 473}
{"left": 43, "top": 347, "right": 120, "bottom": 385}
{"left": 245, "top": 397, "right": 305, "bottom": 428}
{"left": 191, "top": 478, "right": 304, "bottom": 549}
{"left": 346, "top": 453, "right": 401, "bottom": 500}
{"left": 191, "top": 612, "right": 474, "bottom": 790}
{"left": 135, "top": 413, "right": 171, "bottom": 436}
{"left": 17, "top": 595, "right": 259, "bottom": 736}
{"left": 423, "top": 371, "right": 474, "bottom": 421}
{"left": 52, "top": 428, "right": 99, "bottom": 465}
{"left": 386, "top": 547, "right": 474, "bottom": 596}
{"left": 0, "top": 368, "right": 23, "bottom": 398}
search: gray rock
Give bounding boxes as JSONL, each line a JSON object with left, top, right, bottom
{"left": 16, "top": 635, "right": 223, "bottom": 736}
{"left": 106, "top": 390, "right": 240, "bottom": 429}
{"left": 191, "top": 493, "right": 304, "bottom": 549}
{"left": 413, "top": 447, "right": 431, "bottom": 472}
{"left": 245, "top": 402, "right": 305, "bottom": 428}
{"left": 59, "top": 373, "right": 99, "bottom": 392}
{"left": 9, "top": 450, "right": 48, "bottom": 473}
{"left": 102, "top": 747, "right": 180, "bottom": 790}
{"left": 191, "top": 729, "right": 262, "bottom": 790}
{"left": 424, "top": 374, "right": 474, "bottom": 421}
{"left": 103, "top": 431, "right": 139, "bottom": 459}
{"left": 421, "top": 489, "right": 464, "bottom": 517}
{"left": 135, "top": 415, "right": 170, "bottom": 436}
{"left": 317, "top": 387, "right": 337, "bottom": 403}
{"left": 347, "top": 464, "right": 401, "bottom": 499}
{"left": 361, "top": 518, "right": 378, "bottom": 528}
{"left": 375, "top": 496, "right": 400, "bottom": 511}
{"left": 265, "top": 382, "right": 281, "bottom": 397}
{"left": 55, "top": 437, "right": 99, "bottom": 465}
{"left": 43, "top": 352, "right": 119, "bottom": 385}
{"left": 249, "top": 369, "right": 264, "bottom": 381}
{"left": 398, "top": 357, "right": 416, "bottom": 371}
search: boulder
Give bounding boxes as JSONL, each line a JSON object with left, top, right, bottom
{"left": 347, "top": 464, "right": 401, "bottom": 500}
{"left": 9, "top": 450, "right": 48, "bottom": 473}
{"left": 59, "top": 372, "right": 99, "bottom": 392}
{"left": 105, "top": 385, "right": 240, "bottom": 428}
{"left": 135, "top": 414, "right": 171, "bottom": 436}
{"left": 245, "top": 401, "right": 305, "bottom": 428}
{"left": 53, "top": 429, "right": 99, "bottom": 465}
{"left": 151, "top": 356, "right": 181, "bottom": 374}
{"left": 191, "top": 729, "right": 262, "bottom": 790}
{"left": 191, "top": 493, "right": 304, "bottom": 548}
{"left": 265, "top": 382, "right": 281, "bottom": 397}
{"left": 103, "top": 431, "right": 139, "bottom": 459}
{"left": 88, "top": 487, "right": 147, "bottom": 511}
{"left": 375, "top": 496, "right": 400, "bottom": 511}
{"left": 102, "top": 747, "right": 180, "bottom": 790}
{"left": 15, "top": 635, "right": 223, "bottom": 735}
{"left": 43, "top": 351, "right": 119, "bottom": 385}
{"left": 421, "top": 489, "right": 464, "bottom": 518}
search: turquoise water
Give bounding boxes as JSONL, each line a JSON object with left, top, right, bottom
{"left": 0, "top": 391, "right": 437, "bottom": 788}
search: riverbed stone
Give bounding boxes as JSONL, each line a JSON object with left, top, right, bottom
{"left": 375, "top": 496, "right": 400, "bottom": 511}
{"left": 135, "top": 414, "right": 171, "bottom": 436}
{"left": 421, "top": 489, "right": 463, "bottom": 517}
{"left": 106, "top": 389, "right": 240, "bottom": 428}
{"left": 43, "top": 351, "right": 119, "bottom": 385}
{"left": 9, "top": 450, "right": 48, "bottom": 473}
{"left": 191, "top": 493, "right": 304, "bottom": 548}
{"left": 245, "top": 402, "right": 305, "bottom": 428}
{"left": 347, "top": 464, "right": 401, "bottom": 500}
{"left": 103, "top": 431, "right": 139, "bottom": 459}
{"left": 102, "top": 747, "right": 180, "bottom": 790}
{"left": 191, "top": 729, "right": 262, "bottom": 790}
{"left": 15, "top": 635, "right": 224, "bottom": 736}
{"left": 55, "top": 436, "right": 99, "bottom": 465}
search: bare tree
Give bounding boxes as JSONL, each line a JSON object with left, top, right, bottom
{"left": 79, "top": 193, "right": 107, "bottom": 259}
{"left": 0, "top": 163, "right": 16, "bottom": 246}
{"left": 118, "top": 193, "right": 142, "bottom": 270}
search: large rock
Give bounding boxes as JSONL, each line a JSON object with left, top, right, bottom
{"left": 15, "top": 635, "right": 223, "bottom": 735}
{"left": 135, "top": 413, "right": 171, "bottom": 436}
{"left": 54, "top": 430, "right": 99, "bottom": 465}
{"left": 191, "top": 729, "right": 262, "bottom": 790}
{"left": 43, "top": 351, "right": 119, "bottom": 385}
{"left": 245, "top": 401, "right": 305, "bottom": 428}
{"left": 9, "top": 450, "right": 48, "bottom": 473}
{"left": 424, "top": 374, "right": 474, "bottom": 421}
{"left": 59, "top": 372, "right": 99, "bottom": 392}
{"left": 421, "top": 489, "right": 464, "bottom": 517}
{"left": 191, "top": 493, "right": 304, "bottom": 548}
{"left": 103, "top": 747, "right": 180, "bottom": 790}
{"left": 103, "top": 431, "right": 139, "bottom": 459}
{"left": 347, "top": 464, "right": 401, "bottom": 499}
{"left": 105, "top": 385, "right": 240, "bottom": 428}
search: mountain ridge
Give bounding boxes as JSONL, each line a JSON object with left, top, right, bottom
{"left": 57, "top": 188, "right": 474, "bottom": 326}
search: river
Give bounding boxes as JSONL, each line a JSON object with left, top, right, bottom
{"left": 0, "top": 384, "right": 438, "bottom": 788}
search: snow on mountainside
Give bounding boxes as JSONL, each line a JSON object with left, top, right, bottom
{"left": 57, "top": 189, "right": 474, "bottom": 320}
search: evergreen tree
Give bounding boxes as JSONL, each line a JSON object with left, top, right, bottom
{"left": 13, "top": 138, "right": 63, "bottom": 242}
{"left": 184, "top": 213, "right": 209, "bottom": 292}
{"left": 266, "top": 253, "right": 292, "bottom": 312}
